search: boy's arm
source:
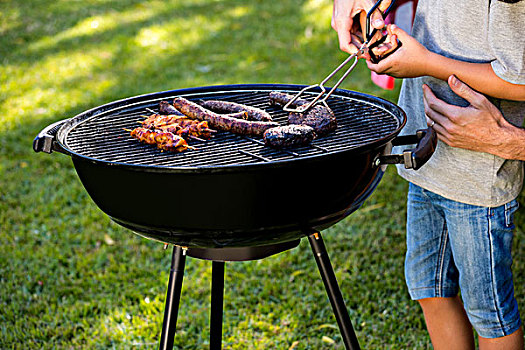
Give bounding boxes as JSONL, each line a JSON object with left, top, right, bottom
{"left": 367, "top": 25, "right": 525, "bottom": 101}
{"left": 421, "top": 53, "right": 525, "bottom": 102}
{"left": 424, "top": 75, "right": 525, "bottom": 160}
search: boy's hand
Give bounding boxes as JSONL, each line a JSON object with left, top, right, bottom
{"left": 365, "top": 24, "right": 430, "bottom": 78}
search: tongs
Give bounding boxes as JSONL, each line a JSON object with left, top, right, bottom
{"left": 283, "top": 0, "right": 401, "bottom": 113}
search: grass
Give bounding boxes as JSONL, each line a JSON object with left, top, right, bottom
{"left": 1, "top": 0, "right": 523, "bottom": 349}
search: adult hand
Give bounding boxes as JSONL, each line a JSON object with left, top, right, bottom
{"left": 331, "top": 0, "right": 392, "bottom": 55}
{"left": 423, "top": 75, "right": 525, "bottom": 160}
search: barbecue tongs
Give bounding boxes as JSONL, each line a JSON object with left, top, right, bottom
{"left": 283, "top": 0, "right": 402, "bottom": 113}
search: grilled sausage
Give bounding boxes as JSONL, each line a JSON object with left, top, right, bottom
{"left": 173, "top": 97, "right": 279, "bottom": 137}
{"left": 269, "top": 91, "right": 337, "bottom": 136}
{"left": 161, "top": 100, "right": 249, "bottom": 120}
{"left": 263, "top": 125, "right": 316, "bottom": 148}
{"left": 199, "top": 100, "right": 273, "bottom": 122}
{"left": 159, "top": 101, "right": 185, "bottom": 116}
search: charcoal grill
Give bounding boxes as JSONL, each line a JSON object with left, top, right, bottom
{"left": 34, "top": 84, "right": 436, "bottom": 349}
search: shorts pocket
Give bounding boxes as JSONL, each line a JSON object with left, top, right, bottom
{"left": 504, "top": 200, "right": 519, "bottom": 228}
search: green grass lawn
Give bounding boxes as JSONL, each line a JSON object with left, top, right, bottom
{"left": 1, "top": 0, "right": 524, "bottom": 349}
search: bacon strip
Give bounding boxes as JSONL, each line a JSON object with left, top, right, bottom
{"left": 127, "top": 127, "right": 193, "bottom": 152}
{"left": 141, "top": 114, "right": 215, "bottom": 139}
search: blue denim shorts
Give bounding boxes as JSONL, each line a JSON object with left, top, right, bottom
{"left": 405, "top": 183, "right": 521, "bottom": 338}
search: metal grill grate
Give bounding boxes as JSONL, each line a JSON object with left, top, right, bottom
{"left": 64, "top": 88, "right": 400, "bottom": 168}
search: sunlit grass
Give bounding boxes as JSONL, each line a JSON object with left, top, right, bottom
{"left": 1, "top": 49, "right": 118, "bottom": 131}
{"left": 26, "top": 11, "right": 150, "bottom": 54}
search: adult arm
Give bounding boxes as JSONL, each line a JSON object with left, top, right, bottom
{"left": 423, "top": 75, "right": 525, "bottom": 160}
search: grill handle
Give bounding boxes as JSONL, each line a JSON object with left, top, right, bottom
{"left": 33, "top": 119, "right": 69, "bottom": 154}
{"left": 379, "top": 127, "right": 437, "bottom": 170}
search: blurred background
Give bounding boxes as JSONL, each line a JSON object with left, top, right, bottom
{"left": 1, "top": 0, "right": 523, "bottom": 349}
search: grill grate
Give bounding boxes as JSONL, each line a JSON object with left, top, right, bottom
{"left": 64, "top": 88, "right": 400, "bottom": 168}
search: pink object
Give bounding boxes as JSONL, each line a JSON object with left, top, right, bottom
{"left": 371, "top": 71, "right": 395, "bottom": 90}
{"left": 369, "top": 11, "right": 396, "bottom": 90}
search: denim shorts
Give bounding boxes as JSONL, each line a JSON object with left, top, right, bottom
{"left": 405, "top": 183, "right": 521, "bottom": 338}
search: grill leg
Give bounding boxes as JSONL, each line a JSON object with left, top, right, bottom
{"left": 308, "top": 232, "right": 361, "bottom": 350}
{"left": 210, "top": 261, "right": 225, "bottom": 350}
{"left": 159, "top": 246, "right": 187, "bottom": 350}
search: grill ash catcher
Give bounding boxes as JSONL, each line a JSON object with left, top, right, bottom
{"left": 34, "top": 84, "right": 436, "bottom": 349}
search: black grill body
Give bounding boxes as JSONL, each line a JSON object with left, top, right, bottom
{"left": 36, "top": 84, "right": 407, "bottom": 248}
{"left": 73, "top": 149, "right": 382, "bottom": 247}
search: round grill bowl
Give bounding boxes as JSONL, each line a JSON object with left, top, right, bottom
{"left": 36, "top": 84, "right": 411, "bottom": 248}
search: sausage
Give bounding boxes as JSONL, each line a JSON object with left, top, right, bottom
{"left": 263, "top": 125, "right": 316, "bottom": 148}
{"left": 159, "top": 101, "right": 185, "bottom": 116}
{"left": 161, "top": 100, "right": 246, "bottom": 120}
{"left": 269, "top": 91, "right": 337, "bottom": 136}
{"left": 173, "top": 97, "right": 279, "bottom": 137}
{"left": 161, "top": 100, "right": 248, "bottom": 120}
{"left": 199, "top": 100, "right": 273, "bottom": 122}
{"left": 269, "top": 91, "right": 317, "bottom": 108}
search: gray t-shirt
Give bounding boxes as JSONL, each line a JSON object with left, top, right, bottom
{"left": 395, "top": 0, "right": 525, "bottom": 207}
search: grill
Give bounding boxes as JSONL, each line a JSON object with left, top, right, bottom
{"left": 34, "top": 84, "right": 436, "bottom": 350}
{"left": 61, "top": 87, "right": 399, "bottom": 168}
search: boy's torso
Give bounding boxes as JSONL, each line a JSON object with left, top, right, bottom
{"left": 395, "top": 0, "right": 525, "bottom": 207}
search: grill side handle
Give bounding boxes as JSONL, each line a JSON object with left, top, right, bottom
{"left": 33, "top": 119, "right": 69, "bottom": 154}
{"left": 379, "top": 127, "right": 437, "bottom": 170}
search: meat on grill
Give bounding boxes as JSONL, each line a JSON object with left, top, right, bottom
{"left": 199, "top": 100, "right": 273, "bottom": 122}
{"left": 159, "top": 101, "right": 186, "bottom": 116}
{"left": 141, "top": 114, "right": 216, "bottom": 139}
{"left": 173, "top": 96, "right": 280, "bottom": 137}
{"left": 127, "top": 127, "right": 193, "bottom": 152}
{"left": 263, "top": 125, "right": 316, "bottom": 148}
{"left": 269, "top": 91, "right": 337, "bottom": 136}
{"left": 155, "top": 123, "right": 212, "bottom": 140}
{"left": 160, "top": 100, "right": 249, "bottom": 120}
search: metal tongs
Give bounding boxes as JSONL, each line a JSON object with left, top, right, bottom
{"left": 283, "top": 0, "right": 401, "bottom": 113}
